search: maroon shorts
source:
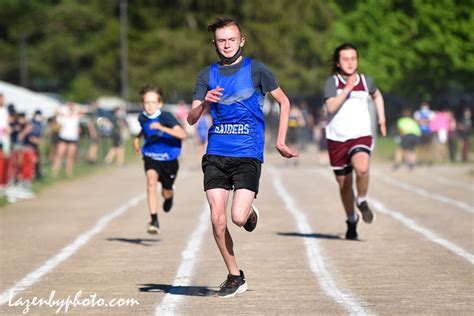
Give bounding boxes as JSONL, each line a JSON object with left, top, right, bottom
{"left": 327, "top": 136, "right": 373, "bottom": 175}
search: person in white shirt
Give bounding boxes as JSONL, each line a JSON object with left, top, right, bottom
{"left": 323, "top": 43, "right": 386, "bottom": 240}
{"left": 51, "top": 102, "right": 85, "bottom": 177}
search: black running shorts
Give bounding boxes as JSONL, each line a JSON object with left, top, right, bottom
{"left": 201, "top": 154, "right": 262, "bottom": 194}
{"left": 143, "top": 156, "right": 179, "bottom": 190}
{"left": 400, "top": 134, "right": 419, "bottom": 150}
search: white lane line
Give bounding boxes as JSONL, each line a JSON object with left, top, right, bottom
{"left": 370, "top": 199, "right": 474, "bottom": 264}
{"left": 269, "top": 167, "right": 370, "bottom": 315}
{"left": 313, "top": 168, "right": 474, "bottom": 265}
{"left": 429, "top": 175, "right": 473, "bottom": 192}
{"left": 0, "top": 193, "right": 146, "bottom": 305}
{"left": 372, "top": 172, "right": 473, "bottom": 214}
{"left": 154, "top": 202, "right": 210, "bottom": 315}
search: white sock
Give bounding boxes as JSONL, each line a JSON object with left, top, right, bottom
{"left": 357, "top": 196, "right": 367, "bottom": 206}
{"left": 348, "top": 213, "right": 358, "bottom": 223}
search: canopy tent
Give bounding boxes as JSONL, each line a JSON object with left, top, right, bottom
{"left": 0, "top": 81, "right": 62, "bottom": 118}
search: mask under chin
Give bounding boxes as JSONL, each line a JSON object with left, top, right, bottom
{"left": 216, "top": 46, "right": 244, "bottom": 65}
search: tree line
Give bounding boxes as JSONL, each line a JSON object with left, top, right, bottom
{"left": 0, "top": 0, "right": 472, "bottom": 112}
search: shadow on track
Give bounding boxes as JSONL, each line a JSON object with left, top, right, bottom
{"left": 139, "top": 284, "right": 215, "bottom": 297}
{"left": 277, "top": 232, "right": 342, "bottom": 240}
{"left": 106, "top": 237, "right": 160, "bottom": 246}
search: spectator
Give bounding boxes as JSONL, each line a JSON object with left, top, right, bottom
{"left": 414, "top": 102, "right": 435, "bottom": 164}
{"left": 447, "top": 110, "right": 457, "bottom": 162}
{"left": 393, "top": 109, "right": 421, "bottom": 170}
{"left": 458, "top": 107, "right": 472, "bottom": 162}
{"left": 104, "top": 107, "right": 127, "bottom": 166}
{"left": 26, "top": 110, "right": 44, "bottom": 181}
{"left": 314, "top": 106, "right": 328, "bottom": 165}
{"left": 51, "top": 102, "right": 85, "bottom": 177}
{"left": 429, "top": 109, "right": 450, "bottom": 162}
{"left": 86, "top": 101, "right": 100, "bottom": 164}
{"left": 0, "top": 94, "right": 10, "bottom": 189}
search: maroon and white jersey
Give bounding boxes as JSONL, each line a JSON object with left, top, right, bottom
{"left": 324, "top": 73, "right": 375, "bottom": 142}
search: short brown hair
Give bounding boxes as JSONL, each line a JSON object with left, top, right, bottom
{"left": 207, "top": 17, "right": 242, "bottom": 35}
{"left": 139, "top": 84, "right": 163, "bottom": 102}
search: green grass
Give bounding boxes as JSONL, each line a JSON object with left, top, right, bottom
{"left": 373, "top": 136, "right": 397, "bottom": 161}
{"left": 372, "top": 135, "right": 474, "bottom": 177}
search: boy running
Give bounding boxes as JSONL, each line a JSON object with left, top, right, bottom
{"left": 187, "top": 17, "right": 297, "bottom": 298}
{"left": 133, "top": 85, "right": 186, "bottom": 234}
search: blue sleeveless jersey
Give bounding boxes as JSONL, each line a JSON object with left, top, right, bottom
{"left": 139, "top": 111, "right": 182, "bottom": 161}
{"left": 207, "top": 57, "right": 266, "bottom": 162}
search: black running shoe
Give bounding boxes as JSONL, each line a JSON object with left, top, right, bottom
{"left": 357, "top": 201, "right": 375, "bottom": 223}
{"left": 217, "top": 270, "right": 248, "bottom": 298}
{"left": 243, "top": 204, "right": 259, "bottom": 232}
{"left": 163, "top": 196, "right": 173, "bottom": 213}
{"left": 345, "top": 216, "right": 359, "bottom": 240}
{"left": 147, "top": 220, "right": 160, "bottom": 234}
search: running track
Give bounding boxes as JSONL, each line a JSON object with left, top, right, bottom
{"left": 0, "top": 145, "right": 472, "bottom": 315}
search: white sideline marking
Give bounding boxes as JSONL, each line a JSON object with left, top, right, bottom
{"left": 0, "top": 193, "right": 146, "bottom": 305}
{"left": 370, "top": 199, "right": 474, "bottom": 264}
{"left": 372, "top": 172, "right": 473, "bottom": 214}
{"left": 314, "top": 169, "right": 474, "bottom": 265}
{"left": 429, "top": 175, "right": 474, "bottom": 192}
{"left": 269, "top": 167, "right": 370, "bottom": 315}
{"left": 154, "top": 203, "right": 210, "bottom": 315}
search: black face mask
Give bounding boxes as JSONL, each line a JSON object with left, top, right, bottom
{"left": 215, "top": 45, "right": 244, "bottom": 65}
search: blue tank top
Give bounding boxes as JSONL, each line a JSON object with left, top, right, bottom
{"left": 139, "top": 111, "right": 182, "bottom": 161}
{"left": 206, "top": 57, "right": 266, "bottom": 161}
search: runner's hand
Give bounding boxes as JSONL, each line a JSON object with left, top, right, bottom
{"left": 205, "top": 86, "right": 224, "bottom": 103}
{"left": 379, "top": 121, "right": 387, "bottom": 136}
{"left": 345, "top": 73, "right": 357, "bottom": 90}
{"left": 150, "top": 122, "right": 163, "bottom": 130}
{"left": 276, "top": 143, "right": 299, "bottom": 158}
{"left": 133, "top": 138, "right": 141, "bottom": 156}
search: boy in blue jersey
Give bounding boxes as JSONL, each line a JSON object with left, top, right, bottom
{"left": 133, "top": 85, "right": 186, "bottom": 235}
{"left": 187, "top": 17, "right": 298, "bottom": 298}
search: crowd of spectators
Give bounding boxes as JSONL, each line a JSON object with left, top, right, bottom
{"left": 0, "top": 92, "right": 129, "bottom": 203}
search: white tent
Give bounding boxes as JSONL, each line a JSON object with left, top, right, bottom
{"left": 0, "top": 81, "right": 62, "bottom": 118}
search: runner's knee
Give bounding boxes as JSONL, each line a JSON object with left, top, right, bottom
{"left": 231, "top": 212, "right": 247, "bottom": 227}
{"left": 211, "top": 212, "right": 226, "bottom": 231}
{"left": 354, "top": 165, "right": 369, "bottom": 178}
{"left": 147, "top": 177, "right": 157, "bottom": 188}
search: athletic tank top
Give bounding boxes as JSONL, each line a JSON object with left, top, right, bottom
{"left": 325, "top": 74, "right": 372, "bottom": 142}
{"left": 206, "top": 57, "right": 265, "bottom": 161}
{"left": 139, "top": 111, "right": 182, "bottom": 161}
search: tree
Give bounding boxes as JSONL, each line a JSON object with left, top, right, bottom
{"left": 328, "top": 0, "right": 474, "bottom": 103}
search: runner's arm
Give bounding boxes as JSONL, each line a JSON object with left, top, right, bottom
{"left": 150, "top": 123, "right": 187, "bottom": 140}
{"left": 133, "top": 129, "right": 142, "bottom": 155}
{"left": 188, "top": 86, "right": 223, "bottom": 125}
{"left": 270, "top": 87, "right": 299, "bottom": 158}
{"left": 371, "top": 89, "right": 387, "bottom": 136}
{"left": 325, "top": 73, "right": 357, "bottom": 114}
{"left": 187, "top": 100, "right": 207, "bottom": 125}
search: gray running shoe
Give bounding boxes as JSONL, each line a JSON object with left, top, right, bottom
{"left": 357, "top": 201, "right": 375, "bottom": 223}
{"left": 217, "top": 270, "right": 248, "bottom": 298}
{"left": 147, "top": 220, "right": 160, "bottom": 234}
